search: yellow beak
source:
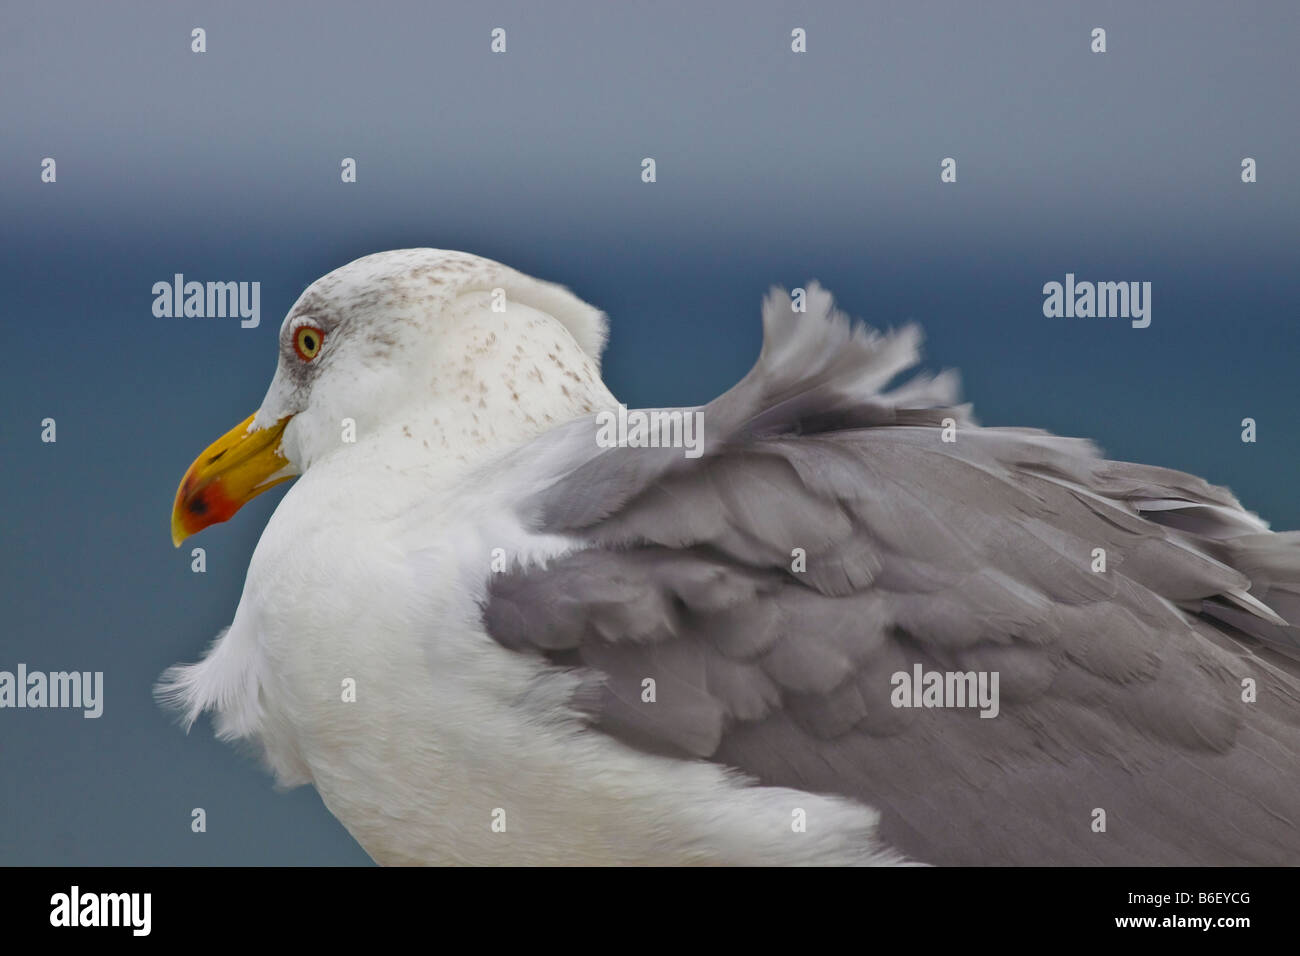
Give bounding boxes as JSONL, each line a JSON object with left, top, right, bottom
{"left": 171, "top": 413, "right": 295, "bottom": 546}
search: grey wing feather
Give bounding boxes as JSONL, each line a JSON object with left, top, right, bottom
{"left": 483, "top": 283, "right": 1300, "bottom": 865}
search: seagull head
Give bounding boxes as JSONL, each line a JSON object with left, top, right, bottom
{"left": 170, "top": 249, "right": 610, "bottom": 546}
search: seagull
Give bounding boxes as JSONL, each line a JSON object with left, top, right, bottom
{"left": 162, "top": 248, "right": 1300, "bottom": 865}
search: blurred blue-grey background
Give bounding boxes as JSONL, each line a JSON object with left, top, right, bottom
{"left": 1, "top": 0, "right": 1296, "bottom": 864}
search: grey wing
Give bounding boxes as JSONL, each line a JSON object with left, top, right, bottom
{"left": 484, "top": 285, "right": 1300, "bottom": 865}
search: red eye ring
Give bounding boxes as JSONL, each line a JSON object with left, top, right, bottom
{"left": 294, "top": 325, "right": 324, "bottom": 362}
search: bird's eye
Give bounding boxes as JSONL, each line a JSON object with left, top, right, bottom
{"left": 294, "top": 325, "right": 324, "bottom": 362}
